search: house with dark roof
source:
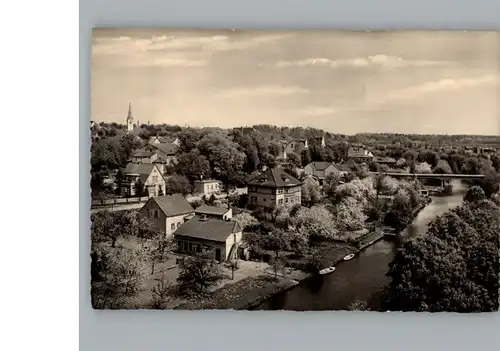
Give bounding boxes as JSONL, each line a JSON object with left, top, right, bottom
{"left": 247, "top": 167, "right": 302, "bottom": 208}
{"left": 139, "top": 194, "right": 195, "bottom": 237}
{"left": 120, "top": 163, "right": 166, "bottom": 197}
{"left": 303, "top": 161, "right": 340, "bottom": 183}
{"left": 174, "top": 217, "right": 243, "bottom": 262}
{"left": 195, "top": 205, "right": 232, "bottom": 220}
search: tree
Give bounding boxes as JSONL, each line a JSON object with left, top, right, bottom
{"left": 165, "top": 174, "right": 192, "bottom": 196}
{"left": 301, "top": 148, "right": 312, "bottom": 167}
{"left": 232, "top": 212, "right": 259, "bottom": 231}
{"left": 175, "top": 150, "right": 211, "bottom": 181}
{"left": 176, "top": 249, "right": 226, "bottom": 296}
{"left": 150, "top": 274, "right": 173, "bottom": 309}
{"left": 384, "top": 190, "right": 413, "bottom": 233}
{"left": 433, "top": 159, "right": 452, "bottom": 174}
{"left": 91, "top": 245, "right": 149, "bottom": 309}
{"left": 334, "top": 197, "right": 367, "bottom": 232}
{"left": 323, "top": 172, "right": 340, "bottom": 198}
{"left": 464, "top": 185, "right": 486, "bottom": 203}
{"left": 385, "top": 202, "right": 499, "bottom": 312}
{"left": 301, "top": 177, "right": 322, "bottom": 206}
{"left": 479, "top": 169, "right": 500, "bottom": 197}
{"left": 294, "top": 205, "right": 337, "bottom": 240}
{"left": 269, "top": 256, "right": 287, "bottom": 281}
{"left": 91, "top": 210, "right": 136, "bottom": 248}
{"left": 415, "top": 162, "right": 432, "bottom": 174}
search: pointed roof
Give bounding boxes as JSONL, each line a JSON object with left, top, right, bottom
{"left": 308, "top": 161, "right": 338, "bottom": 171}
{"left": 123, "top": 163, "right": 160, "bottom": 182}
{"left": 127, "top": 102, "right": 133, "bottom": 121}
{"left": 248, "top": 167, "right": 301, "bottom": 188}
{"left": 148, "top": 194, "right": 194, "bottom": 217}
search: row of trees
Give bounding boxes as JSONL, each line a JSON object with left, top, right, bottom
{"left": 384, "top": 186, "right": 500, "bottom": 312}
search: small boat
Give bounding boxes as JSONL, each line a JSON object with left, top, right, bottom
{"left": 343, "top": 253, "right": 355, "bottom": 261}
{"left": 319, "top": 267, "right": 336, "bottom": 275}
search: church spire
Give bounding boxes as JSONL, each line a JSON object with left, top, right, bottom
{"left": 127, "top": 102, "right": 132, "bottom": 119}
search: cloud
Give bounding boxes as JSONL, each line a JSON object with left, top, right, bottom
{"left": 217, "top": 85, "right": 309, "bottom": 99}
{"left": 93, "top": 33, "right": 291, "bottom": 57}
{"left": 267, "top": 55, "right": 446, "bottom": 69}
{"left": 131, "top": 57, "right": 208, "bottom": 68}
{"left": 383, "top": 75, "right": 497, "bottom": 102}
{"left": 297, "top": 75, "right": 498, "bottom": 117}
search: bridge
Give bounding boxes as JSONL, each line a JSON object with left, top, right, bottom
{"left": 370, "top": 172, "right": 485, "bottom": 180}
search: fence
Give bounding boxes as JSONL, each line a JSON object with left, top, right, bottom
{"left": 91, "top": 196, "right": 149, "bottom": 207}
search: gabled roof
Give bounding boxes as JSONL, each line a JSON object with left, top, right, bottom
{"left": 153, "top": 142, "right": 178, "bottom": 156}
{"left": 132, "top": 149, "right": 155, "bottom": 158}
{"left": 248, "top": 167, "right": 301, "bottom": 188}
{"left": 336, "top": 162, "right": 351, "bottom": 172}
{"left": 308, "top": 161, "right": 337, "bottom": 171}
{"left": 124, "top": 163, "right": 158, "bottom": 182}
{"left": 175, "top": 218, "right": 241, "bottom": 243}
{"left": 148, "top": 194, "right": 194, "bottom": 217}
{"left": 195, "top": 205, "right": 230, "bottom": 216}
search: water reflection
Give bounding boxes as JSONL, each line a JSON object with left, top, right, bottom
{"left": 255, "top": 180, "right": 468, "bottom": 311}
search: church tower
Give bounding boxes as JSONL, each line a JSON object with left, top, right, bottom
{"left": 126, "top": 102, "right": 134, "bottom": 133}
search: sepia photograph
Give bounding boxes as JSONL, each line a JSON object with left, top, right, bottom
{"left": 90, "top": 29, "right": 499, "bottom": 312}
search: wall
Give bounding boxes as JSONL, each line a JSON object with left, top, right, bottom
{"left": 248, "top": 186, "right": 278, "bottom": 208}
{"left": 144, "top": 166, "right": 166, "bottom": 196}
{"left": 176, "top": 236, "right": 226, "bottom": 261}
{"left": 139, "top": 200, "right": 193, "bottom": 237}
{"left": 325, "top": 165, "right": 340, "bottom": 178}
{"left": 194, "top": 181, "right": 220, "bottom": 196}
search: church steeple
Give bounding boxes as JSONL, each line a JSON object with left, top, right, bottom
{"left": 126, "top": 102, "right": 134, "bottom": 133}
{"left": 127, "top": 102, "right": 132, "bottom": 119}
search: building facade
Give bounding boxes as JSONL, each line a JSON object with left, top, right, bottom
{"left": 120, "top": 163, "right": 166, "bottom": 197}
{"left": 139, "top": 194, "right": 195, "bottom": 237}
{"left": 247, "top": 167, "right": 302, "bottom": 208}
{"left": 303, "top": 161, "right": 340, "bottom": 183}
{"left": 174, "top": 218, "right": 242, "bottom": 262}
{"left": 193, "top": 179, "right": 222, "bottom": 196}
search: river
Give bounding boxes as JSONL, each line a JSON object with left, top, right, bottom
{"left": 254, "top": 180, "right": 468, "bottom": 311}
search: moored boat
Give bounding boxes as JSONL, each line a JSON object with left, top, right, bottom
{"left": 319, "top": 267, "right": 336, "bottom": 275}
{"left": 343, "top": 253, "right": 355, "bottom": 261}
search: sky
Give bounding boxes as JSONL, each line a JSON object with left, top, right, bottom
{"left": 91, "top": 29, "right": 500, "bottom": 135}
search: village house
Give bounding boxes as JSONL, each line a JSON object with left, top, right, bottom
{"left": 130, "top": 142, "right": 178, "bottom": 173}
{"left": 303, "top": 161, "right": 341, "bottom": 183}
{"left": 195, "top": 205, "right": 232, "bottom": 220}
{"left": 247, "top": 167, "right": 302, "bottom": 208}
{"left": 174, "top": 217, "right": 243, "bottom": 262}
{"left": 193, "top": 179, "right": 222, "bottom": 197}
{"left": 347, "top": 146, "right": 375, "bottom": 163}
{"left": 120, "top": 163, "right": 166, "bottom": 197}
{"left": 139, "top": 194, "right": 195, "bottom": 237}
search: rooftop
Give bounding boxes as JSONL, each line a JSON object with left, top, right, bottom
{"left": 195, "top": 205, "right": 230, "bottom": 216}
{"left": 148, "top": 194, "right": 194, "bottom": 217}
{"left": 194, "top": 179, "right": 221, "bottom": 184}
{"left": 175, "top": 218, "right": 241, "bottom": 243}
{"left": 248, "top": 167, "right": 301, "bottom": 188}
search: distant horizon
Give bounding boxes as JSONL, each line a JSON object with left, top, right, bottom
{"left": 91, "top": 119, "right": 500, "bottom": 138}
{"left": 92, "top": 29, "right": 500, "bottom": 135}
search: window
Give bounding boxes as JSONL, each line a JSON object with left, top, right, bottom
{"left": 196, "top": 245, "right": 202, "bottom": 253}
{"left": 177, "top": 222, "right": 181, "bottom": 228}
{"left": 290, "top": 197, "right": 294, "bottom": 203}
{"left": 296, "top": 196, "right": 300, "bottom": 202}
{"left": 278, "top": 199, "right": 283, "bottom": 204}
{"left": 285, "top": 198, "right": 289, "bottom": 203}
{"left": 171, "top": 223, "right": 175, "bottom": 231}
{"left": 154, "top": 210, "right": 159, "bottom": 219}
{"left": 188, "top": 242, "right": 193, "bottom": 252}
{"left": 211, "top": 185, "right": 213, "bottom": 190}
